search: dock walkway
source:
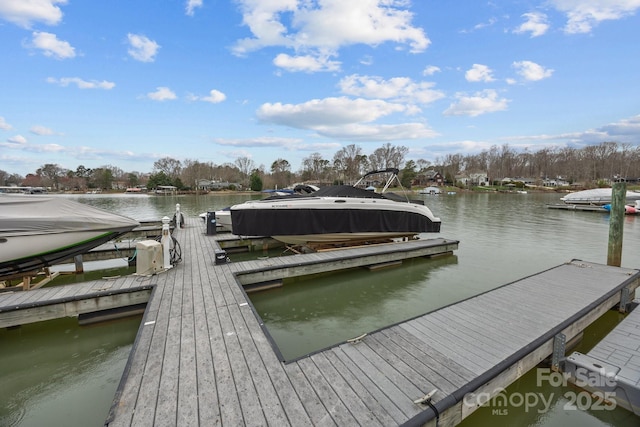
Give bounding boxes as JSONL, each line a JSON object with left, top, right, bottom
{"left": 2, "top": 216, "right": 639, "bottom": 426}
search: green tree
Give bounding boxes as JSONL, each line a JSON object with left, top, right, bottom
{"left": 92, "top": 168, "right": 114, "bottom": 190}
{"left": 36, "top": 163, "right": 64, "bottom": 190}
{"left": 270, "top": 158, "right": 291, "bottom": 189}
{"left": 401, "top": 160, "right": 417, "bottom": 188}
{"left": 249, "top": 171, "right": 263, "bottom": 191}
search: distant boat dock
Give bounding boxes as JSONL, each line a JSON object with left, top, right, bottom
{"left": 547, "top": 203, "right": 609, "bottom": 212}
{"left": 1, "top": 216, "right": 639, "bottom": 425}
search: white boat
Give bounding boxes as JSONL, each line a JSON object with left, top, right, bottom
{"left": 230, "top": 169, "right": 441, "bottom": 246}
{"left": 560, "top": 188, "right": 640, "bottom": 205}
{"left": 418, "top": 186, "right": 441, "bottom": 195}
{"left": 0, "top": 195, "right": 140, "bottom": 278}
{"left": 204, "top": 184, "right": 320, "bottom": 233}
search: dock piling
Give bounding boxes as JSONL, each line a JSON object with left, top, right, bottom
{"left": 607, "top": 182, "right": 626, "bottom": 267}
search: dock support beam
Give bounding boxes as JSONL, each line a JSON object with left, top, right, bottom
{"left": 607, "top": 182, "right": 626, "bottom": 267}
{"left": 551, "top": 333, "right": 566, "bottom": 371}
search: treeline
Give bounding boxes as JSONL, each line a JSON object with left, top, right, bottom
{"left": 1, "top": 141, "right": 638, "bottom": 191}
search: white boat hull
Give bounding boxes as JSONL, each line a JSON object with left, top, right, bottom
{"left": 1, "top": 231, "right": 117, "bottom": 267}
{"left": 561, "top": 188, "right": 640, "bottom": 205}
{"left": 0, "top": 194, "right": 139, "bottom": 277}
{"left": 215, "top": 210, "right": 233, "bottom": 232}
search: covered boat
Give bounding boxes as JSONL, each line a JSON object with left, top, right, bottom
{"left": 230, "top": 169, "right": 441, "bottom": 246}
{"left": 212, "top": 183, "right": 319, "bottom": 232}
{"left": 0, "top": 195, "right": 140, "bottom": 278}
{"left": 560, "top": 188, "right": 640, "bottom": 205}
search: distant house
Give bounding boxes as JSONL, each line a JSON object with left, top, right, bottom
{"left": 415, "top": 169, "right": 444, "bottom": 186}
{"left": 456, "top": 171, "right": 489, "bottom": 187}
{"left": 196, "top": 179, "right": 241, "bottom": 191}
{"left": 542, "top": 177, "right": 570, "bottom": 187}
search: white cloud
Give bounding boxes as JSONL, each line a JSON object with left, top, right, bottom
{"left": 30, "top": 125, "right": 55, "bottom": 135}
{"left": 315, "top": 122, "right": 439, "bottom": 141}
{"left": 273, "top": 53, "right": 341, "bottom": 73}
{"left": 127, "top": 33, "right": 160, "bottom": 62}
{"left": 339, "top": 74, "right": 444, "bottom": 105}
{"left": 257, "top": 97, "right": 407, "bottom": 127}
{"left": 46, "top": 77, "right": 115, "bottom": 89}
{"left": 186, "top": 0, "right": 203, "bottom": 16}
{"left": 422, "top": 65, "right": 441, "bottom": 76}
{"left": 597, "top": 114, "right": 640, "bottom": 138}
{"left": 0, "top": 0, "right": 66, "bottom": 28}
{"left": 147, "top": 87, "right": 177, "bottom": 101}
{"left": 31, "top": 31, "right": 75, "bottom": 59}
{"left": 232, "top": 0, "right": 429, "bottom": 69}
{"left": 7, "top": 135, "right": 27, "bottom": 145}
{"left": 0, "top": 116, "right": 13, "bottom": 130}
{"left": 215, "top": 136, "right": 304, "bottom": 149}
{"left": 514, "top": 12, "right": 550, "bottom": 37}
{"left": 512, "top": 60, "right": 554, "bottom": 81}
{"left": 444, "top": 89, "right": 509, "bottom": 117}
{"left": 256, "top": 96, "right": 438, "bottom": 141}
{"left": 465, "top": 64, "right": 495, "bottom": 82}
{"left": 549, "top": 0, "right": 640, "bottom": 34}
{"left": 189, "top": 89, "right": 227, "bottom": 103}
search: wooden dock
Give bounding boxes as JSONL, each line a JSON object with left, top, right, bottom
{"left": 105, "top": 217, "right": 639, "bottom": 426}
{"left": 2, "top": 216, "right": 639, "bottom": 426}
{"left": 547, "top": 203, "right": 608, "bottom": 212}
{"left": 563, "top": 304, "right": 640, "bottom": 416}
{"left": 0, "top": 274, "right": 153, "bottom": 328}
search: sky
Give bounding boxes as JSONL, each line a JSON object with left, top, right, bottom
{"left": 1, "top": 0, "right": 640, "bottom": 177}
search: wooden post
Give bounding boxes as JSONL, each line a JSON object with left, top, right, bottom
{"left": 74, "top": 254, "right": 84, "bottom": 273}
{"left": 607, "top": 182, "right": 626, "bottom": 266}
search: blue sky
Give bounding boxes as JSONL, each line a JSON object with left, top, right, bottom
{"left": 1, "top": 0, "right": 639, "bottom": 176}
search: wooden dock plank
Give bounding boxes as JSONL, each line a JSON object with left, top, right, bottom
{"left": 321, "top": 348, "right": 398, "bottom": 426}
{"left": 155, "top": 312, "right": 182, "bottom": 426}
{"left": 286, "top": 358, "right": 335, "bottom": 426}
{"left": 329, "top": 346, "right": 410, "bottom": 424}
{"left": 227, "top": 302, "right": 291, "bottom": 424}
{"left": 296, "top": 356, "right": 360, "bottom": 426}
{"left": 338, "top": 341, "right": 421, "bottom": 418}
{"left": 376, "top": 327, "right": 464, "bottom": 392}
{"left": 403, "top": 316, "right": 491, "bottom": 373}
{"left": 219, "top": 303, "right": 269, "bottom": 426}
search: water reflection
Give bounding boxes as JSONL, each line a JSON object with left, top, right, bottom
{"left": 0, "top": 316, "right": 141, "bottom": 427}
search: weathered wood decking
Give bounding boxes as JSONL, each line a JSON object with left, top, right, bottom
{"left": 0, "top": 274, "right": 153, "bottom": 328}
{"left": 2, "top": 215, "right": 639, "bottom": 426}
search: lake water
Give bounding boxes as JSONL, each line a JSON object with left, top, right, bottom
{"left": 2, "top": 191, "right": 639, "bottom": 426}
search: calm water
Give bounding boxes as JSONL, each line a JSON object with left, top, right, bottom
{"left": 2, "top": 191, "right": 639, "bottom": 426}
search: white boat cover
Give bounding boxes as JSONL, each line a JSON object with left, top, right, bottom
{"left": 0, "top": 195, "right": 140, "bottom": 237}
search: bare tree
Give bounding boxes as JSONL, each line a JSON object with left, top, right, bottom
{"left": 368, "top": 143, "right": 408, "bottom": 170}
{"left": 301, "top": 152, "right": 330, "bottom": 182}
{"left": 235, "top": 156, "right": 255, "bottom": 186}
{"left": 333, "top": 144, "right": 368, "bottom": 183}
{"left": 153, "top": 157, "right": 183, "bottom": 180}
